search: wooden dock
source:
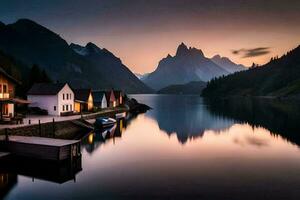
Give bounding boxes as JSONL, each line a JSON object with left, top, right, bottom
{"left": 4, "top": 136, "right": 81, "bottom": 161}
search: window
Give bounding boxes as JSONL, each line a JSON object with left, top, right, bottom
{"left": 66, "top": 105, "right": 69, "bottom": 111}
{"left": 66, "top": 94, "right": 68, "bottom": 100}
{"left": 0, "top": 84, "right": 2, "bottom": 93}
{"left": 54, "top": 106, "right": 56, "bottom": 111}
{"left": 62, "top": 105, "right": 65, "bottom": 111}
{"left": 70, "top": 104, "right": 72, "bottom": 111}
{"left": 70, "top": 93, "right": 72, "bottom": 99}
{"left": 63, "top": 94, "right": 65, "bottom": 100}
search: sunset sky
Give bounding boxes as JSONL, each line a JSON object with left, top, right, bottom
{"left": 1, "top": 0, "right": 300, "bottom": 74}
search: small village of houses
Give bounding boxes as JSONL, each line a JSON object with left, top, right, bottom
{"left": 0, "top": 66, "right": 133, "bottom": 162}
{"left": 0, "top": 66, "right": 126, "bottom": 124}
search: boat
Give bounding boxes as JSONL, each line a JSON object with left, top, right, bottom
{"left": 94, "top": 117, "right": 116, "bottom": 129}
{"left": 115, "top": 112, "right": 126, "bottom": 119}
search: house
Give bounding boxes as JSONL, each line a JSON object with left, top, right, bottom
{"left": 106, "top": 90, "right": 117, "bottom": 108}
{"left": 113, "top": 90, "right": 124, "bottom": 106}
{"left": 0, "top": 67, "right": 27, "bottom": 121}
{"left": 27, "top": 83, "right": 74, "bottom": 116}
{"left": 92, "top": 91, "right": 107, "bottom": 109}
{"left": 74, "top": 89, "right": 94, "bottom": 113}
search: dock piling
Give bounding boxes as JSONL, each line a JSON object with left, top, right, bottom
{"left": 52, "top": 118, "right": 55, "bottom": 138}
{"left": 5, "top": 128, "right": 8, "bottom": 142}
{"left": 38, "top": 120, "right": 41, "bottom": 137}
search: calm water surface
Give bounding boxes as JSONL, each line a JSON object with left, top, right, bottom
{"left": 2, "top": 95, "right": 300, "bottom": 199}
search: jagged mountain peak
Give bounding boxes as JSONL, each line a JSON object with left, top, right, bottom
{"left": 176, "top": 42, "right": 189, "bottom": 56}
{"left": 142, "top": 43, "right": 229, "bottom": 90}
{"left": 86, "top": 42, "right": 102, "bottom": 52}
{"left": 212, "top": 54, "right": 222, "bottom": 59}
{"left": 11, "top": 18, "right": 53, "bottom": 33}
{"left": 166, "top": 54, "right": 172, "bottom": 59}
{"left": 176, "top": 43, "right": 204, "bottom": 57}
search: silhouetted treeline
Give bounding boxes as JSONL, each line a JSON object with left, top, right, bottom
{"left": 0, "top": 49, "right": 52, "bottom": 97}
{"left": 202, "top": 45, "right": 300, "bottom": 98}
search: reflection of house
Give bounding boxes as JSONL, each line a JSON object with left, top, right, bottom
{"left": 92, "top": 91, "right": 107, "bottom": 109}
{"left": 0, "top": 67, "right": 28, "bottom": 121}
{"left": 27, "top": 83, "right": 74, "bottom": 116}
{"left": 74, "top": 89, "right": 93, "bottom": 113}
{"left": 0, "top": 156, "right": 81, "bottom": 184}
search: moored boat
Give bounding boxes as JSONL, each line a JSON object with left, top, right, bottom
{"left": 94, "top": 117, "right": 116, "bottom": 129}
{"left": 115, "top": 112, "right": 126, "bottom": 119}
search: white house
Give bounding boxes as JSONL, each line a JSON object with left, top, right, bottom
{"left": 27, "top": 83, "right": 74, "bottom": 116}
{"left": 92, "top": 91, "right": 108, "bottom": 109}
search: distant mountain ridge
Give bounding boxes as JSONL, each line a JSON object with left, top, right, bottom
{"left": 202, "top": 45, "right": 300, "bottom": 98}
{"left": 157, "top": 81, "right": 207, "bottom": 95}
{"left": 0, "top": 19, "right": 152, "bottom": 93}
{"left": 142, "top": 43, "right": 244, "bottom": 91}
{"left": 211, "top": 55, "right": 246, "bottom": 73}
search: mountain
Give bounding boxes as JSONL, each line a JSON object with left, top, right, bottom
{"left": 0, "top": 19, "right": 152, "bottom": 93}
{"left": 202, "top": 45, "right": 300, "bottom": 98}
{"left": 142, "top": 43, "right": 229, "bottom": 90}
{"left": 157, "top": 81, "right": 207, "bottom": 94}
{"left": 211, "top": 55, "right": 246, "bottom": 73}
{"left": 69, "top": 42, "right": 152, "bottom": 93}
{"left": 134, "top": 73, "right": 149, "bottom": 80}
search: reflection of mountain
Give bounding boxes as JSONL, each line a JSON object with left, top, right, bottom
{"left": 145, "top": 95, "right": 235, "bottom": 143}
{"left": 0, "top": 156, "right": 81, "bottom": 184}
{"left": 82, "top": 119, "right": 126, "bottom": 154}
{"left": 205, "top": 98, "right": 300, "bottom": 146}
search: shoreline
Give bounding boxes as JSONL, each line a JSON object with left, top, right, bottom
{"left": 0, "top": 106, "right": 129, "bottom": 140}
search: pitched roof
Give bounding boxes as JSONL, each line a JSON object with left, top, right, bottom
{"left": 74, "top": 89, "right": 91, "bottom": 102}
{"left": 0, "top": 67, "right": 21, "bottom": 85}
{"left": 92, "top": 91, "right": 106, "bottom": 102}
{"left": 27, "top": 83, "right": 67, "bottom": 95}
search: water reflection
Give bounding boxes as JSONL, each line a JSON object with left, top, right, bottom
{"left": 134, "top": 95, "right": 236, "bottom": 143}
{"left": 82, "top": 118, "right": 126, "bottom": 154}
{"left": 2, "top": 95, "right": 300, "bottom": 199}
{"left": 0, "top": 173, "right": 17, "bottom": 199}
{"left": 0, "top": 156, "right": 82, "bottom": 184}
{"left": 205, "top": 97, "right": 300, "bottom": 147}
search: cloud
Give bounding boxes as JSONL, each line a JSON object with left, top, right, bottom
{"left": 232, "top": 47, "right": 271, "bottom": 58}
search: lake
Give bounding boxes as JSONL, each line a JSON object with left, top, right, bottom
{"left": 2, "top": 95, "right": 300, "bottom": 200}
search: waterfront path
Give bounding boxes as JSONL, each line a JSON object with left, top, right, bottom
{"left": 0, "top": 107, "right": 128, "bottom": 129}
